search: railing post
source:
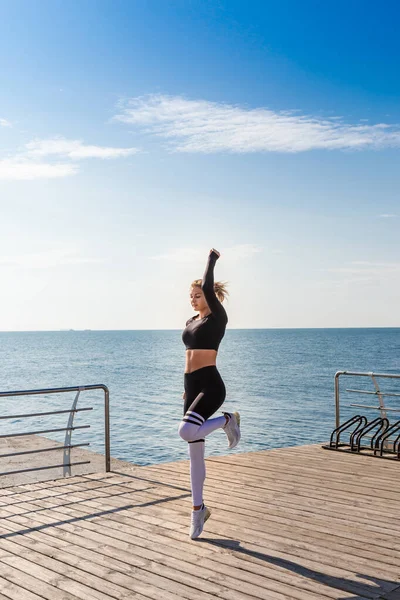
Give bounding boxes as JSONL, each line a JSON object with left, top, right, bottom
{"left": 334, "top": 372, "right": 342, "bottom": 429}
{"left": 103, "top": 386, "right": 111, "bottom": 472}
{"left": 370, "top": 374, "right": 387, "bottom": 420}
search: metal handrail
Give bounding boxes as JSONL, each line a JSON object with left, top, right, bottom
{"left": 346, "top": 389, "right": 400, "bottom": 397}
{"left": 0, "top": 443, "right": 90, "bottom": 459}
{"left": 349, "top": 405, "right": 400, "bottom": 412}
{"left": 0, "top": 407, "right": 93, "bottom": 420}
{"left": 0, "top": 384, "right": 110, "bottom": 476}
{"left": 0, "top": 424, "right": 90, "bottom": 439}
{"left": 334, "top": 371, "right": 400, "bottom": 429}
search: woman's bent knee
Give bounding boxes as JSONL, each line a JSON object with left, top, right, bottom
{"left": 178, "top": 421, "right": 199, "bottom": 442}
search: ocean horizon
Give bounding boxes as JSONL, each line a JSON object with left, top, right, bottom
{"left": 0, "top": 327, "right": 399, "bottom": 466}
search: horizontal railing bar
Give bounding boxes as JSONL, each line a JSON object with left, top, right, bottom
{"left": 0, "top": 461, "right": 91, "bottom": 477}
{"left": 345, "top": 389, "right": 400, "bottom": 397}
{"left": 0, "top": 443, "right": 90, "bottom": 459}
{"left": 0, "top": 407, "right": 93, "bottom": 420}
{"left": 0, "top": 384, "right": 107, "bottom": 399}
{"left": 337, "top": 371, "right": 400, "bottom": 379}
{"left": 0, "top": 425, "right": 90, "bottom": 439}
{"left": 349, "top": 404, "right": 400, "bottom": 412}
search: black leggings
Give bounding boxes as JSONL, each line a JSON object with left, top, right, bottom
{"left": 183, "top": 365, "right": 226, "bottom": 421}
{"left": 179, "top": 366, "right": 227, "bottom": 506}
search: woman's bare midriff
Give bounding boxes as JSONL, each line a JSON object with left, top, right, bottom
{"left": 185, "top": 349, "right": 217, "bottom": 374}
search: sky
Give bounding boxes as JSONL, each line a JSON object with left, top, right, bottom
{"left": 0, "top": 0, "right": 399, "bottom": 330}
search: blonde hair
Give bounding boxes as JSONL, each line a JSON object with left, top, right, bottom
{"left": 191, "top": 280, "right": 229, "bottom": 303}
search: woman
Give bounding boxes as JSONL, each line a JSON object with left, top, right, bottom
{"left": 178, "top": 248, "right": 240, "bottom": 539}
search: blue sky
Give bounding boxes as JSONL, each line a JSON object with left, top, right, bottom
{"left": 0, "top": 0, "right": 399, "bottom": 330}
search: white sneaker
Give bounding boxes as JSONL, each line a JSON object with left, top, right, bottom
{"left": 189, "top": 505, "right": 211, "bottom": 539}
{"left": 223, "top": 412, "right": 241, "bottom": 449}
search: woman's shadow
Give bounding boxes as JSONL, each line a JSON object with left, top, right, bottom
{"left": 198, "top": 537, "right": 400, "bottom": 600}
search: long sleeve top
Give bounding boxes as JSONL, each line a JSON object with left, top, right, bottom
{"left": 182, "top": 251, "right": 228, "bottom": 351}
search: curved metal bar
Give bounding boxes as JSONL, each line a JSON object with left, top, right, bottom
{"left": 375, "top": 421, "right": 400, "bottom": 456}
{"left": 354, "top": 418, "right": 389, "bottom": 452}
{"left": 329, "top": 415, "right": 363, "bottom": 448}
{"left": 395, "top": 433, "right": 400, "bottom": 459}
{"left": 0, "top": 384, "right": 110, "bottom": 474}
{"left": 349, "top": 416, "right": 369, "bottom": 449}
{"left": 371, "top": 420, "right": 389, "bottom": 451}
{"left": 63, "top": 389, "right": 82, "bottom": 476}
{"left": 371, "top": 375, "right": 387, "bottom": 421}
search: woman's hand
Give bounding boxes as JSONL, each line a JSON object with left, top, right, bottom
{"left": 182, "top": 391, "right": 186, "bottom": 400}
{"left": 210, "top": 248, "right": 220, "bottom": 258}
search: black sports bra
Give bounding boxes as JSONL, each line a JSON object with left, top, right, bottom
{"left": 182, "top": 251, "right": 227, "bottom": 351}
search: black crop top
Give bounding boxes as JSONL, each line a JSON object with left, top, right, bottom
{"left": 182, "top": 251, "right": 228, "bottom": 351}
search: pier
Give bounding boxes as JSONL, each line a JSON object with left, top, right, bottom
{"left": 0, "top": 444, "right": 399, "bottom": 599}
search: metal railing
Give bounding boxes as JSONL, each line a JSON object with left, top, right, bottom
{"left": 334, "top": 371, "right": 400, "bottom": 428}
{"left": 326, "top": 371, "right": 400, "bottom": 459}
{"left": 0, "top": 384, "right": 110, "bottom": 477}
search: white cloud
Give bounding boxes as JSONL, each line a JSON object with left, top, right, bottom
{"left": 115, "top": 94, "right": 400, "bottom": 153}
{"left": 151, "top": 244, "right": 262, "bottom": 262}
{"left": 321, "top": 261, "right": 400, "bottom": 278}
{"left": 379, "top": 213, "right": 397, "bottom": 218}
{"left": 0, "top": 118, "right": 12, "bottom": 128}
{"left": 0, "top": 247, "right": 104, "bottom": 269}
{"left": 0, "top": 159, "right": 77, "bottom": 181}
{"left": 0, "top": 137, "right": 139, "bottom": 181}
{"left": 25, "top": 138, "right": 139, "bottom": 160}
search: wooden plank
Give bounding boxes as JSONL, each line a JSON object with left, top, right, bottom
{"left": 0, "top": 445, "right": 399, "bottom": 600}
{"left": 0, "top": 476, "right": 396, "bottom": 596}
{"left": 0, "top": 560, "right": 83, "bottom": 600}
{"left": 209, "top": 449, "right": 400, "bottom": 482}
{"left": 127, "top": 466, "right": 396, "bottom": 548}
{"left": 137, "top": 462, "right": 400, "bottom": 520}
{"left": 149, "top": 466, "right": 400, "bottom": 533}
{"left": 0, "top": 496, "right": 377, "bottom": 600}
{"left": 207, "top": 452, "right": 400, "bottom": 491}
{"left": 0, "top": 575, "right": 47, "bottom": 600}
{"left": 0, "top": 506, "right": 300, "bottom": 600}
{"left": 0, "top": 513, "right": 351, "bottom": 600}
{"left": 155, "top": 460, "right": 400, "bottom": 514}
{"left": 0, "top": 529, "right": 203, "bottom": 600}
{"left": 144, "top": 472, "right": 400, "bottom": 553}
{"left": 70, "top": 473, "right": 400, "bottom": 552}
{"left": 0, "top": 543, "right": 184, "bottom": 600}
{"left": 3, "top": 466, "right": 396, "bottom": 576}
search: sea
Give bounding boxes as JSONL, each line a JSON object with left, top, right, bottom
{"left": 0, "top": 328, "right": 399, "bottom": 465}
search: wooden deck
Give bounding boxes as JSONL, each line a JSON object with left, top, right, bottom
{"left": 0, "top": 444, "right": 399, "bottom": 600}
